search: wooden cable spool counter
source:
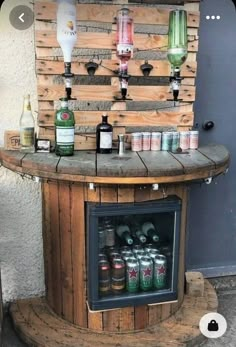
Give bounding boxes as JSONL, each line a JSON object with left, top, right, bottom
{"left": 0, "top": 144, "right": 230, "bottom": 346}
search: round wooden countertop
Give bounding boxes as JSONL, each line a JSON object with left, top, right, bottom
{"left": 0, "top": 144, "right": 229, "bottom": 184}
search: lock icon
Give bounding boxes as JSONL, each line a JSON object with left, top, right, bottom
{"left": 208, "top": 319, "right": 219, "bottom": 332}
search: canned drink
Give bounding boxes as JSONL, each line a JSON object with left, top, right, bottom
{"left": 120, "top": 246, "right": 131, "bottom": 253}
{"left": 131, "top": 132, "right": 142, "bottom": 152}
{"left": 126, "top": 257, "right": 140, "bottom": 293}
{"left": 122, "top": 252, "right": 135, "bottom": 262}
{"left": 179, "top": 131, "right": 190, "bottom": 150}
{"left": 151, "top": 132, "right": 161, "bottom": 151}
{"left": 98, "top": 252, "right": 107, "bottom": 261}
{"left": 161, "top": 132, "right": 173, "bottom": 151}
{"left": 98, "top": 227, "right": 106, "bottom": 250}
{"left": 111, "top": 258, "right": 125, "bottom": 291}
{"left": 134, "top": 250, "right": 146, "bottom": 260}
{"left": 106, "top": 227, "right": 115, "bottom": 247}
{"left": 132, "top": 245, "right": 143, "bottom": 255}
{"left": 148, "top": 248, "right": 160, "bottom": 260}
{"left": 139, "top": 256, "right": 153, "bottom": 291}
{"left": 99, "top": 260, "right": 110, "bottom": 293}
{"left": 109, "top": 251, "right": 121, "bottom": 261}
{"left": 144, "top": 244, "right": 156, "bottom": 253}
{"left": 189, "top": 130, "right": 199, "bottom": 149}
{"left": 171, "top": 132, "right": 180, "bottom": 152}
{"left": 153, "top": 254, "right": 167, "bottom": 290}
{"left": 142, "top": 132, "right": 151, "bottom": 151}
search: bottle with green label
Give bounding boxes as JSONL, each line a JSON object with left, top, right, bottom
{"left": 55, "top": 97, "right": 75, "bottom": 156}
{"left": 20, "top": 94, "right": 35, "bottom": 153}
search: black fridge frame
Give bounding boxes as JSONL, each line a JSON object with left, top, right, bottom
{"left": 86, "top": 196, "right": 182, "bottom": 311}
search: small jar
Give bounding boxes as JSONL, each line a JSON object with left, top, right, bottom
{"left": 131, "top": 132, "right": 142, "bottom": 151}
{"left": 142, "top": 132, "right": 151, "bottom": 151}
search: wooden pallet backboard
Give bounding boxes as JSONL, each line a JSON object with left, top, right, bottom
{"left": 35, "top": 0, "right": 200, "bottom": 150}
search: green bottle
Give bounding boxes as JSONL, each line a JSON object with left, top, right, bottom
{"left": 55, "top": 97, "right": 75, "bottom": 156}
{"left": 167, "top": 10, "right": 188, "bottom": 68}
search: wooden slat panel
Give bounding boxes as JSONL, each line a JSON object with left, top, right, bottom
{"left": 35, "top": 3, "right": 199, "bottom": 28}
{"left": 21, "top": 153, "right": 59, "bottom": 173}
{"left": 97, "top": 152, "right": 147, "bottom": 177}
{"left": 197, "top": 144, "right": 230, "bottom": 168}
{"left": 138, "top": 151, "right": 184, "bottom": 176}
{"left": 49, "top": 181, "right": 62, "bottom": 315}
{"left": 57, "top": 151, "right": 96, "bottom": 176}
{"left": 36, "top": 59, "right": 197, "bottom": 77}
{"left": 38, "top": 85, "right": 196, "bottom": 102}
{"left": 35, "top": 31, "right": 198, "bottom": 52}
{"left": 148, "top": 304, "right": 162, "bottom": 326}
{"left": 59, "top": 183, "right": 74, "bottom": 322}
{"left": 170, "top": 150, "right": 215, "bottom": 174}
{"left": 38, "top": 108, "right": 194, "bottom": 128}
{"left": 71, "top": 184, "right": 87, "bottom": 327}
{"left": 134, "top": 305, "right": 148, "bottom": 330}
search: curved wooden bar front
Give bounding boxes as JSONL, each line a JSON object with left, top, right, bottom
{"left": 0, "top": 145, "right": 230, "bottom": 333}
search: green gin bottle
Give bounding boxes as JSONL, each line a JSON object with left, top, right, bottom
{"left": 55, "top": 97, "right": 75, "bottom": 156}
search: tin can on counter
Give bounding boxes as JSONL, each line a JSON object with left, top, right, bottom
{"left": 126, "top": 257, "right": 140, "bottom": 293}
{"left": 131, "top": 132, "right": 142, "bottom": 152}
{"left": 105, "top": 227, "right": 115, "bottom": 247}
{"left": 153, "top": 254, "right": 167, "bottom": 290}
{"left": 140, "top": 256, "right": 153, "bottom": 291}
{"left": 189, "top": 130, "right": 199, "bottom": 149}
{"left": 99, "top": 259, "right": 110, "bottom": 294}
{"left": 179, "top": 131, "right": 190, "bottom": 150}
{"left": 111, "top": 258, "right": 125, "bottom": 291}
{"left": 151, "top": 132, "right": 161, "bottom": 151}
{"left": 161, "top": 132, "right": 173, "bottom": 151}
{"left": 171, "top": 132, "right": 180, "bottom": 152}
{"left": 142, "top": 132, "right": 151, "bottom": 151}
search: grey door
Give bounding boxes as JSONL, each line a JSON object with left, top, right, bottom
{"left": 186, "top": 0, "right": 236, "bottom": 277}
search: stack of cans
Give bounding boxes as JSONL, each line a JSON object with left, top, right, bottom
{"left": 131, "top": 130, "right": 199, "bottom": 152}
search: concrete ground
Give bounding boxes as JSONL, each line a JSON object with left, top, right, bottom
{"left": 2, "top": 277, "right": 236, "bottom": 347}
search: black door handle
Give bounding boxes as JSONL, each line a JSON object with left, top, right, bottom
{"left": 202, "top": 120, "right": 215, "bottom": 131}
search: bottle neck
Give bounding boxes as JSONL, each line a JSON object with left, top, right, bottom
{"left": 23, "top": 97, "right": 31, "bottom": 112}
{"left": 61, "top": 101, "right": 68, "bottom": 109}
{"left": 102, "top": 116, "right": 108, "bottom": 123}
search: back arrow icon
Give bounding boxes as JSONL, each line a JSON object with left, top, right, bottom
{"left": 19, "top": 13, "right": 25, "bottom": 23}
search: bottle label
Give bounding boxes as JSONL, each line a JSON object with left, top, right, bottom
{"left": 117, "top": 43, "right": 133, "bottom": 56}
{"left": 20, "top": 127, "right": 34, "bottom": 146}
{"left": 56, "top": 127, "right": 74, "bottom": 145}
{"left": 100, "top": 132, "right": 112, "bottom": 149}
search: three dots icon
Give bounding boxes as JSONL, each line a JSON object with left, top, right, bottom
{"left": 206, "top": 15, "right": 221, "bottom": 20}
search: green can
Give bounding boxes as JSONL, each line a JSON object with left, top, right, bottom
{"left": 153, "top": 254, "right": 167, "bottom": 290}
{"left": 171, "top": 132, "right": 180, "bottom": 152}
{"left": 161, "top": 132, "right": 173, "bottom": 151}
{"left": 126, "top": 257, "right": 140, "bottom": 293}
{"left": 139, "top": 256, "right": 153, "bottom": 291}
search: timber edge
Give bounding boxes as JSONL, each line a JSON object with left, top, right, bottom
{"left": 0, "top": 144, "right": 230, "bottom": 185}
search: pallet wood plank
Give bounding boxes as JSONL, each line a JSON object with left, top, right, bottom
{"left": 59, "top": 183, "right": 74, "bottom": 322}
{"left": 148, "top": 304, "right": 162, "bottom": 326}
{"left": 57, "top": 151, "right": 96, "bottom": 176}
{"left": 21, "top": 153, "right": 59, "bottom": 172}
{"left": 38, "top": 85, "right": 196, "bottom": 102}
{"left": 35, "top": 31, "right": 198, "bottom": 52}
{"left": 0, "top": 150, "right": 25, "bottom": 167}
{"left": 36, "top": 59, "right": 197, "bottom": 77}
{"left": 48, "top": 181, "right": 62, "bottom": 315}
{"left": 97, "top": 152, "right": 147, "bottom": 177}
{"left": 197, "top": 144, "right": 230, "bottom": 168}
{"left": 35, "top": 3, "right": 199, "bottom": 28}
{"left": 170, "top": 150, "right": 216, "bottom": 174}
{"left": 134, "top": 305, "right": 148, "bottom": 330}
{"left": 138, "top": 151, "right": 184, "bottom": 176}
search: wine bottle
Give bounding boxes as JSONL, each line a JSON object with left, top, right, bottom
{"left": 131, "top": 223, "right": 147, "bottom": 244}
{"left": 55, "top": 97, "right": 75, "bottom": 156}
{"left": 96, "top": 115, "right": 113, "bottom": 154}
{"left": 141, "top": 222, "right": 159, "bottom": 242}
{"left": 20, "top": 94, "right": 35, "bottom": 153}
{"left": 116, "top": 225, "right": 133, "bottom": 245}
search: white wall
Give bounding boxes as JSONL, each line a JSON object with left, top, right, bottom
{"left": 0, "top": 0, "right": 45, "bottom": 302}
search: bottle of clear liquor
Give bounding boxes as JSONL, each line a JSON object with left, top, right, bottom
{"left": 96, "top": 115, "right": 113, "bottom": 154}
{"left": 19, "top": 95, "right": 35, "bottom": 153}
{"left": 55, "top": 97, "right": 75, "bottom": 156}
{"left": 141, "top": 222, "right": 159, "bottom": 243}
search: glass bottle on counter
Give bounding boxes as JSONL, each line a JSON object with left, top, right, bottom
{"left": 54, "top": 97, "right": 75, "bottom": 156}
{"left": 116, "top": 224, "right": 134, "bottom": 245}
{"left": 141, "top": 222, "right": 159, "bottom": 243}
{"left": 20, "top": 94, "right": 35, "bottom": 153}
{"left": 96, "top": 115, "right": 113, "bottom": 154}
